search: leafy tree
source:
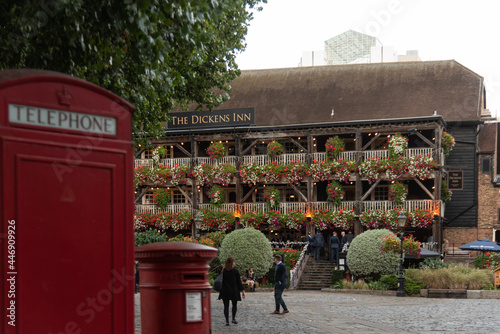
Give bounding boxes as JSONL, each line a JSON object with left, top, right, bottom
{"left": 0, "top": 0, "right": 266, "bottom": 145}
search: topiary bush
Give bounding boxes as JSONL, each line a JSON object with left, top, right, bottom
{"left": 218, "top": 228, "right": 273, "bottom": 279}
{"left": 346, "top": 229, "right": 400, "bottom": 280}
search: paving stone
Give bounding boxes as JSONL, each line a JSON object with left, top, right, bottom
{"left": 135, "top": 291, "right": 500, "bottom": 333}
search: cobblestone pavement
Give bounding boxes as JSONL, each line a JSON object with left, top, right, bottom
{"left": 135, "top": 291, "right": 500, "bottom": 333}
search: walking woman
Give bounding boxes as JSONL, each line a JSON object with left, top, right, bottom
{"left": 218, "top": 257, "right": 245, "bottom": 326}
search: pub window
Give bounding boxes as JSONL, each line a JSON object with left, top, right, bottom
{"left": 141, "top": 149, "right": 153, "bottom": 159}
{"left": 482, "top": 157, "right": 491, "bottom": 174}
{"left": 172, "top": 190, "right": 185, "bottom": 204}
{"left": 285, "top": 188, "right": 305, "bottom": 202}
{"left": 142, "top": 191, "right": 154, "bottom": 205}
{"left": 254, "top": 143, "right": 267, "bottom": 155}
{"left": 374, "top": 186, "right": 389, "bottom": 201}
{"left": 256, "top": 188, "right": 265, "bottom": 202}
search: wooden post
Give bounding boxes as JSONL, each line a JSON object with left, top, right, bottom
{"left": 354, "top": 130, "right": 363, "bottom": 236}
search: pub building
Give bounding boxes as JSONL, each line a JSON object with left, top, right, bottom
{"left": 134, "top": 60, "right": 497, "bottom": 252}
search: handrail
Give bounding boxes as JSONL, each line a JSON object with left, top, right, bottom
{"left": 289, "top": 244, "right": 309, "bottom": 290}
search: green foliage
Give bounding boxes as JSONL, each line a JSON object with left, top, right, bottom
{"left": 404, "top": 277, "right": 424, "bottom": 295}
{"left": 419, "top": 258, "right": 449, "bottom": 269}
{"left": 0, "top": 0, "right": 266, "bottom": 146}
{"left": 204, "top": 231, "right": 226, "bottom": 248}
{"left": 481, "top": 283, "right": 498, "bottom": 290}
{"left": 331, "top": 270, "right": 345, "bottom": 284}
{"left": 474, "top": 254, "right": 488, "bottom": 269}
{"left": 379, "top": 274, "right": 398, "bottom": 289}
{"left": 135, "top": 229, "right": 167, "bottom": 247}
{"left": 153, "top": 188, "right": 171, "bottom": 210}
{"left": 405, "top": 266, "right": 493, "bottom": 290}
{"left": 369, "top": 281, "right": 389, "bottom": 291}
{"left": 218, "top": 228, "right": 273, "bottom": 279}
{"left": 331, "top": 281, "right": 343, "bottom": 289}
{"left": 346, "top": 229, "right": 400, "bottom": 280}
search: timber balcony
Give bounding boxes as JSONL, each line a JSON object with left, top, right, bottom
{"left": 135, "top": 200, "right": 441, "bottom": 215}
{"left": 134, "top": 148, "right": 440, "bottom": 168}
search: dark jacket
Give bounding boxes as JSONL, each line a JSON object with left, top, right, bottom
{"left": 218, "top": 268, "right": 244, "bottom": 301}
{"left": 274, "top": 262, "right": 287, "bottom": 288}
{"left": 329, "top": 235, "right": 340, "bottom": 248}
{"left": 346, "top": 232, "right": 354, "bottom": 243}
{"left": 312, "top": 233, "right": 324, "bottom": 247}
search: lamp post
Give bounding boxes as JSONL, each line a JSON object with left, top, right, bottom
{"left": 194, "top": 211, "right": 203, "bottom": 239}
{"left": 397, "top": 211, "right": 407, "bottom": 297}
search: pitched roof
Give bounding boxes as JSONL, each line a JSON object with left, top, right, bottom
{"left": 209, "top": 60, "right": 483, "bottom": 126}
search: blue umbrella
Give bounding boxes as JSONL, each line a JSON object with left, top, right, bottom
{"left": 458, "top": 239, "right": 500, "bottom": 252}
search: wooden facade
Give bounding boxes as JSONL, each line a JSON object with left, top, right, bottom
{"left": 134, "top": 60, "right": 492, "bottom": 249}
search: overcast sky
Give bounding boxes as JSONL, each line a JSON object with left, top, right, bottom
{"left": 236, "top": 0, "right": 500, "bottom": 116}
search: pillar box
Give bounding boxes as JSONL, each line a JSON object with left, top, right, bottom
{"left": 135, "top": 241, "right": 217, "bottom": 334}
{"left": 0, "top": 69, "right": 135, "bottom": 333}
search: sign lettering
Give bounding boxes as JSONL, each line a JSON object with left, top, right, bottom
{"left": 448, "top": 170, "right": 463, "bottom": 190}
{"left": 167, "top": 108, "right": 255, "bottom": 129}
{"left": 8, "top": 104, "right": 117, "bottom": 135}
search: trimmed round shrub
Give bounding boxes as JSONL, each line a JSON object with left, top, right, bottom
{"left": 346, "top": 229, "right": 399, "bottom": 280}
{"left": 218, "top": 228, "right": 273, "bottom": 279}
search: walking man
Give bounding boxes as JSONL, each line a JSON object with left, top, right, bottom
{"left": 329, "top": 232, "right": 340, "bottom": 264}
{"left": 305, "top": 232, "right": 313, "bottom": 255}
{"left": 271, "top": 254, "right": 289, "bottom": 315}
{"left": 312, "top": 231, "right": 324, "bottom": 261}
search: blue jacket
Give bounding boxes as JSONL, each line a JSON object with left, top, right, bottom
{"left": 312, "top": 233, "right": 324, "bottom": 247}
{"left": 329, "top": 235, "right": 340, "bottom": 248}
{"left": 274, "top": 262, "right": 287, "bottom": 288}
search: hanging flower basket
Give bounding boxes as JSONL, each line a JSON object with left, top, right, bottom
{"left": 206, "top": 142, "right": 225, "bottom": 159}
{"left": 240, "top": 163, "right": 263, "bottom": 186}
{"left": 388, "top": 133, "right": 408, "bottom": 158}
{"left": 325, "top": 136, "right": 345, "bottom": 160}
{"left": 389, "top": 182, "right": 407, "bottom": 205}
{"left": 326, "top": 181, "right": 344, "bottom": 206}
{"left": 153, "top": 188, "right": 171, "bottom": 210}
{"left": 442, "top": 131, "right": 456, "bottom": 157}
{"left": 207, "top": 185, "right": 224, "bottom": 207}
{"left": 267, "top": 141, "right": 283, "bottom": 158}
{"left": 441, "top": 180, "right": 452, "bottom": 202}
{"left": 263, "top": 186, "right": 280, "bottom": 210}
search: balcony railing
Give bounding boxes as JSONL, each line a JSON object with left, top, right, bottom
{"left": 309, "top": 201, "right": 355, "bottom": 211}
{"left": 136, "top": 200, "right": 440, "bottom": 215}
{"left": 243, "top": 202, "right": 307, "bottom": 214}
{"left": 198, "top": 203, "right": 240, "bottom": 213}
{"left": 136, "top": 147, "right": 439, "bottom": 169}
{"left": 135, "top": 204, "right": 192, "bottom": 214}
{"left": 362, "top": 200, "right": 440, "bottom": 212}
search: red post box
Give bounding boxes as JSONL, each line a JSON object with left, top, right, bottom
{"left": 135, "top": 241, "right": 217, "bottom": 334}
{"left": 0, "top": 69, "right": 135, "bottom": 333}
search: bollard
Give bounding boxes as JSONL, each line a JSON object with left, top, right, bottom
{"left": 135, "top": 242, "right": 217, "bottom": 334}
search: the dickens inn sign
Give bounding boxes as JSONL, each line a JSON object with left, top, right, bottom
{"left": 167, "top": 108, "right": 255, "bottom": 129}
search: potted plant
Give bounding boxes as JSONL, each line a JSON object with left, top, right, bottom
{"left": 207, "top": 185, "right": 225, "bottom": 207}
{"left": 389, "top": 182, "right": 407, "bottom": 205}
{"left": 326, "top": 181, "right": 344, "bottom": 206}
{"left": 388, "top": 133, "right": 408, "bottom": 158}
{"left": 263, "top": 186, "right": 280, "bottom": 210}
{"left": 325, "top": 136, "right": 345, "bottom": 160}
{"left": 206, "top": 141, "right": 226, "bottom": 159}
{"left": 152, "top": 146, "right": 167, "bottom": 166}
{"left": 267, "top": 141, "right": 283, "bottom": 158}
{"left": 442, "top": 131, "right": 456, "bottom": 157}
{"left": 153, "top": 188, "right": 171, "bottom": 210}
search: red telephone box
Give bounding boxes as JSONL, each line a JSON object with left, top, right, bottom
{"left": 0, "top": 69, "right": 135, "bottom": 334}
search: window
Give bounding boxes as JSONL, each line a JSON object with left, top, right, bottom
{"left": 141, "top": 150, "right": 153, "bottom": 159}
{"left": 482, "top": 157, "right": 491, "bottom": 174}
{"left": 172, "top": 190, "right": 185, "bottom": 204}
{"left": 142, "top": 191, "right": 154, "bottom": 204}
{"left": 374, "top": 186, "right": 389, "bottom": 201}
{"left": 254, "top": 143, "right": 267, "bottom": 155}
{"left": 284, "top": 188, "right": 305, "bottom": 202}
{"left": 256, "top": 188, "right": 265, "bottom": 202}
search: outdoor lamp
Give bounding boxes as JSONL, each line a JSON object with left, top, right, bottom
{"left": 194, "top": 212, "right": 203, "bottom": 238}
{"left": 397, "top": 211, "right": 407, "bottom": 229}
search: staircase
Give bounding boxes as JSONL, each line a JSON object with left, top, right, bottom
{"left": 296, "top": 258, "right": 336, "bottom": 290}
